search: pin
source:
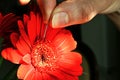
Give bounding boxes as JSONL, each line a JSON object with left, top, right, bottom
{"left": 43, "top": 24, "right": 48, "bottom": 40}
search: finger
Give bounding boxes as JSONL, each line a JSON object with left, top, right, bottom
{"left": 50, "top": 0, "right": 97, "bottom": 28}
{"left": 37, "top": 0, "right": 56, "bottom": 23}
{"left": 19, "top": 0, "right": 30, "bottom": 5}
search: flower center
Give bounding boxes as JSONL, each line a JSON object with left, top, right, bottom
{"left": 31, "top": 40, "right": 58, "bottom": 72}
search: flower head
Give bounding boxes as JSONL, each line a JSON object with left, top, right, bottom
{"left": 1, "top": 11, "right": 82, "bottom": 80}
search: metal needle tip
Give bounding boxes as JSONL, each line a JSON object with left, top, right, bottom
{"left": 43, "top": 24, "right": 48, "bottom": 39}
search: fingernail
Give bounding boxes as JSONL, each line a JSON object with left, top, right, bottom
{"left": 19, "top": 0, "right": 30, "bottom": 5}
{"left": 52, "top": 12, "right": 69, "bottom": 28}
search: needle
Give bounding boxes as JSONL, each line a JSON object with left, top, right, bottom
{"left": 42, "top": 0, "right": 63, "bottom": 40}
{"left": 43, "top": 24, "right": 48, "bottom": 40}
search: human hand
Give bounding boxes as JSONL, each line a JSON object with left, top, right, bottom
{"left": 19, "top": 0, "right": 120, "bottom": 28}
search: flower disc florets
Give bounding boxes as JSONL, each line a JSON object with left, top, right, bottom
{"left": 31, "top": 40, "right": 58, "bottom": 72}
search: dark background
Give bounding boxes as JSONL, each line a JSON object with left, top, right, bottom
{"left": 0, "top": 0, "right": 120, "bottom": 80}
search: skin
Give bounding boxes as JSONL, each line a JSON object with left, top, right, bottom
{"left": 19, "top": 0, "right": 117, "bottom": 28}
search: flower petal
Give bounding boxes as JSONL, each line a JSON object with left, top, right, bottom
{"left": 53, "top": 29, "right": 77, "bottom": 53}
{"left": 10, "top": 32, "right": 19, "bottom": 47}
{"left": 36, "top": 13, "right": 41, "bottom": 37}
{"left": 42, "top": 73, "right": 57, "bottom": 80}
{"left": 18, "top": 20, "right": 31, "bottom": 47}
{"left": 22, "top": 54, "right": 31, "bottom": 64}
{"left": 1, "top": 48, "right": 22, "bottom": 64}
{"left": 46, "top": 27, "right": 62, "bottom": 41}
{"left": 58, "top": 52, "right": 83, "bottom": 76}
{"left": 48, "top": 70, "right": 79, "bottom": 80}
{"left": 39, "top": 21, "right": 46, "bottom": 39}
{"left": 0, "top": 13, "right": 19, "bottom": 38}
{"left": 30, "top": 71, "right": 42, "bottom": 80}
{"left": 24, "top": 68, "right": 41, "bottom": 80}
{"left": 16, "top": 36, "right": 31, "bottom": 55}
{"left": 0, "top": 13, "right": 3, "bottom": 23}
{"left": 17, "top": 64, "right": 34, "bottom": 79}
{"left": 0, "top": 13, "right": 18, "bottom": 29}
{"left": 23, "top": 14, "right": 29, "bottom": 26}
{"left": 27, "top": 12, "right": 37, "bottom": 44}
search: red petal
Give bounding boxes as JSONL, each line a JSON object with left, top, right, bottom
{"left": 27, "top": 12, "right": 37, "bottom": 44}
{"left": 48, "top": 70, "right": 79, "bottom": 80}
{"left": 46, "top": 27, "right": 62, "bottom": 41}
{"left": 58, "top": 52, "right": 83, "bottom": 76}
{"left": 0, "top": 13, "right": 3, "bottom": 23}
{"left": 48, "top": 70, "right": 65, "bottom": 80}
{"left": 1, "top": 13, "right": 18, "bottom": 28}
{"left": 1, "top": 48, "right": 22, "bottom": 64}
{"left": 10, "top": 32, "right": 19, "bottom": 47}
{"left": 30, "top": 71, "right": 42, "bottom": 80}
{"left": 42, "top": 73, "right": 56, "bottom": 80}
{"left": 22, "top": 54, "right": 31, "bottom": 64}
{"left": 53, "top": 29, "right": 77, "bottom": 53}
{"left": 0, "top": 13, "right": 19, "bottom": 37}
{"left": 23, "top": 14, "right": 29, "bottom": 26}
{"left": 16, "top": 36, "right": 31, "bottom": 55}
{"left": 36, "top": 13, "right": 41, "bottom": 37}
{"left": 17, "top": 64, "right": 34, "bottom": 79}
{"left": 24, "top": 68, "right": 39, "bottom": 80}
{"left": 18, "top": 20, "right": 31, "bottom": 47}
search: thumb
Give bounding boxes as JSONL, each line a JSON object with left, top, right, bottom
{"left": 50, "top": 0, "right": 97, "bottom": 28}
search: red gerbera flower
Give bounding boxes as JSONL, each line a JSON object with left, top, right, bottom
{"left": 1, "top": 11, "right": 82, "bottom": 80}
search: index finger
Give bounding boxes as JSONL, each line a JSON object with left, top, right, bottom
{"left": 37, "top": 0, "right": 56, "bottom": 23}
